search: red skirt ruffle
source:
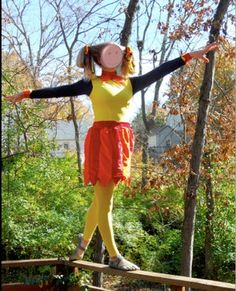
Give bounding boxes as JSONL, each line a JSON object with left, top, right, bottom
{"left": 84, "top": 121, "right": 134, "bottom": 186}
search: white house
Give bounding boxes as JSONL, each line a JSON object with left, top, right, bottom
{"left": 148, "top": 124, "right": 183, "bottom": 162}
{"left": 47, "top": 120, "right": 92, "bottom": 159}
{"left": 166, "top": 113, "right": 184, "bottom": 131}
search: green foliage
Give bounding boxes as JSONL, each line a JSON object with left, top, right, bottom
{"left": 51, "top": 270, "right": 90, "bottom": 287}
{"left": 2, "top": 71, "right": 55, "bottom": 161}
{"left": 2, "top": 154, "right": 93, "bottom": 259}
{"left": 194, "top": 162, "right": 235, "bottom": 282}
{"left": 19, "top": 268, "right": 90, "bottom": 287}
{"left": 112, "top": 185, "right": 184, "bottom": 274}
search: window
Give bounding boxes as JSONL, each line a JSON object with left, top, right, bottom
{"left": 64, "top": 143, "right": 69, "bottom": 150}
{"left": 166, "top": 139, "right": 171, "bottom": 147}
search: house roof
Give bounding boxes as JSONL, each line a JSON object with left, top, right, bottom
{"left": 149, "top": 125, "right": 184, "bottom": 138}
{"left": 149, "top": 125, "right": 173, "bottom": 136}
{"left": 47, "top": 120, "right": 93, "bottom": 140}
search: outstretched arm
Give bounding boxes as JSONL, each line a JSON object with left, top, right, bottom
{"left": 5, "top": 79, "right": 92, "bottom": 104}
{"left": 130, "top": 57, "right": 185, "bottom": 94}
{"left": 130, "top": 42, "right": 218, "bottom": 94}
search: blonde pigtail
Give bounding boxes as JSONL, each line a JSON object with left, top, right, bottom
{"left": 83, "top": 45, "right": 96, "bottom": 80}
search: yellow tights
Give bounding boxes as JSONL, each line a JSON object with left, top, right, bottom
{"left": 82, "top": 181, "right": 119, "bottom": 257}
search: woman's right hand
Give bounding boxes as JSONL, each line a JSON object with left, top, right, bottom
{"left": 5, "top": 89, "right": 32, "bottom": 104}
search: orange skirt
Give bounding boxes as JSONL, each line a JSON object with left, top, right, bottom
{"left": 84, "top": 121, "right": 134, "bottom": 186}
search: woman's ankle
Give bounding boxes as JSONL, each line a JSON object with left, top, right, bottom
{"left": 77, "top": 249, "right": 85, "bottom": 259}
{"left": 109, "top": 254, "right": 121, "bottom": 261}
{"left": 81, "top": 238, "right": 89, "bottom": 250}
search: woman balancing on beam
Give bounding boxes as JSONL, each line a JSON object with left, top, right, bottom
{"left": 6, "top": 41, "right": 218, "bottom": 271}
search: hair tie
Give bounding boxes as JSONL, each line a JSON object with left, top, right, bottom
{"left": 83, "top": 45, "right": 95, "bottom": 74}
{"left": 125, "top": 47, "right": 133, "bottom": 60}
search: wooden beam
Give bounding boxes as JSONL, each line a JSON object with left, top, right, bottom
{"left": 1, "top": 258, "right": 63, "bottom": 268}
{"left": 66, "top": 260, "right": 235, "bottom": 291}
{"left": 1, "top": 283, "right": 111, "bottom": 291}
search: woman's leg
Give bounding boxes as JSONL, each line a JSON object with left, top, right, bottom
{"left": 69, "top": 196, "right": 97, "bottom": 260}
{"left": 83, "top": 195, "right": 98, "bottom": 243}
{"left": 94, "top": 181, "right": 119, "bottom": 257}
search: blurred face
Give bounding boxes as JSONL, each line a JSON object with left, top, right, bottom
{"left": 99, "top": 43, "right": 123, "bottom": 70}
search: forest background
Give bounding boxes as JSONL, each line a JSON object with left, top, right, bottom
{"left": 2, "top": 0, "right": 235, "bottom": 288}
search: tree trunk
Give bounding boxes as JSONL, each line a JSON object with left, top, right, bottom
{"left": 203, "top": 152, "right": 214, "bottom": 279}
{"left": 138, "top": 35, "right": 150, "bottom": 188}
{"left": 69, "top": 97, "right": 83, "bottom": 183}
{"left": 142, "top": 130, "right": 149, "bottom": 188}
{"left": 120, "top": 0, "right": 139, "bottom": 46}
{"left": 67, "top": 61, "right": 83, "bottom": 183}
{"left": 181, "top": 0, "right": 230, "bottom": 281}
{"left": 92, "top": 230, "right": 105, "bottom": 287}
{"left": 150, "top": 2, "right": 175, "bottom": 119}
{"left": 136, "top": 0, "right": 169, "bottom": 186}
{"left": 140, "top": 80, "right": 150, "bottom": 187}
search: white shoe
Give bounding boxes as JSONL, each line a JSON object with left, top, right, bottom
{"left": 109, "top": 255, "right": 140, "bottom": 271}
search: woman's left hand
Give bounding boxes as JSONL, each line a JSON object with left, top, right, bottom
{"left": 189, "top": 42, "right": 219, "bottom": 63}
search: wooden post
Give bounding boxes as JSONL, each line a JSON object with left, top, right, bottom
{"left": 92, "top": 230, "right": 105, "bottom": 287}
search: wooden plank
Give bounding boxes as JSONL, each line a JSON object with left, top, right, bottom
{"left": 1, "top": 258, "right": 64, "bottom": 268}
{"left": 1, "top": 283, "right": 111, "bottom": 291}
{"left": 2, "top": 283, "right": 24, "bottom": 286}
{"left": 66, "top": 260, "right": 235, "bottom": 291}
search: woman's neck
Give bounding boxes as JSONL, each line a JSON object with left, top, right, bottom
{"left": 100, "top": 70, "right": 124, "bottom": 82}
{"left": 102, "top": 68, "right": 116, "bottom": 73}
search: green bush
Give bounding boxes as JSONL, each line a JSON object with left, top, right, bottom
{"left": 2, "top": 154, "right": 93, "bottom": 259}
